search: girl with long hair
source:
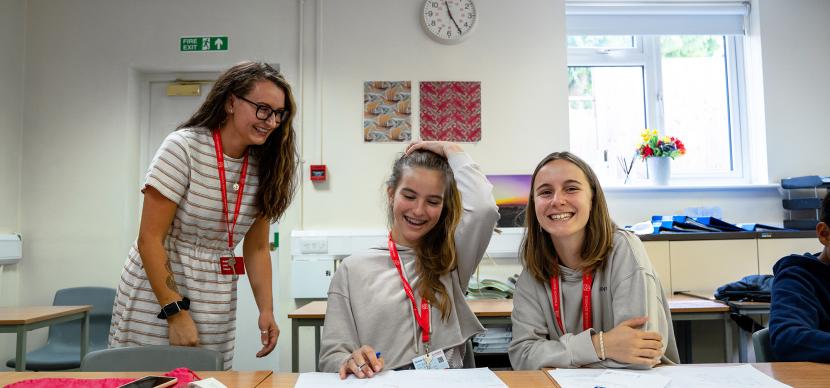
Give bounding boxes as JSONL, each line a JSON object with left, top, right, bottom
{"left": 319, "top": 141, "right": 499, "bottom": 378}
{"left": 109, "top": 61, "right": 298, "bottom": 369}
{"left": 509, "top": 152, "right": 678, "bottom": 370}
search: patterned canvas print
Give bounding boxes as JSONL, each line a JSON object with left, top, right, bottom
{"left": 364, "top": 81, "right": 412, "bottom": 142}
{"left": 420, "top": 81, "right": 481, "bottom": 142}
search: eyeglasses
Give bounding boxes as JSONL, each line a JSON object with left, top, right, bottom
{"left": 234, "top": 94, "right": 289, "bottom": 122}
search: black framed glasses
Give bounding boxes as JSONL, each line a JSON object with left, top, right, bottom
{"left": 234, "top": 94, "right": 289, "bottom": 122}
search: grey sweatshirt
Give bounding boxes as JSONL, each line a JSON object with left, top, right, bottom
{"left": 509, "top": 230, "right": 680, "bottom": 370}
{"left": 318, "top": 152, "right": 500, "bottom": 372}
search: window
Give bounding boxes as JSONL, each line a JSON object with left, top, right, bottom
{"left": 566, "top": 3, "right": 751, "bottom": 184}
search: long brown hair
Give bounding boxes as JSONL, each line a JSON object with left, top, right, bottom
{"left": 179, "top": 61, "right": 298, "bottom": 222}
{"left": 520, "top": 152, "right": 616, "bottom": 283}
{"left": 386, "top": 150, "right": 462, "bottom": 320}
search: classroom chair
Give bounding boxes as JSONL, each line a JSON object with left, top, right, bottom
{"left": 81, "top": 345, "right": 224, "bottom": 371}
{"left": 753, "top": 327, "right": 775, "bottom": 362}
{"left": 5, "top": 286, "right": 116, "bottom": 371}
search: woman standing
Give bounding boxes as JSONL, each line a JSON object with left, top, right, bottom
{"left": 509, "top": 152, "right": 678, "bottom": 370}
{"left": 109, "top": 61, "right": 298, "bottom": 369}
{"left": 318, "top": 141, "right": 499, "bottom": 378}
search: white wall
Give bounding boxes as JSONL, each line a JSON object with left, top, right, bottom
{"left": 0, "top": 0, "right": 25, "bottom": 368}
{"left": 757, "top": 0, "right": 830, "bottom": 181}
{"left": 7, "top": 0, "right": 830, "bottom": 373}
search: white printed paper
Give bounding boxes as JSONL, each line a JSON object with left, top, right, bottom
{"left": 295, "top": 367, "right": 507, "bottom": 388}
{"left": 547, "top": 364, "right": 791, "bottom": 388}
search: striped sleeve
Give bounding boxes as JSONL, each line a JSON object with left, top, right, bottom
{"left": 143, "top": 131, "right": 191, "bottom": 204}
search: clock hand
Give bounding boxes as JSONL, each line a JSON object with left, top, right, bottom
{"left": 445, "top": 1, "right": 463, "bottom": 35}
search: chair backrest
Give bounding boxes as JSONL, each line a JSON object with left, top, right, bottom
{"left": 49, "top": 287, "right": 116, "bottom": 350}
{"left": 753, "top": 327, "right": 775, "bottom": 362}
{"left": 462, "top": 340, "right": 476, "bottom": 368}
{"left": 81, "top": 346, "right": 224, "bottom": 371}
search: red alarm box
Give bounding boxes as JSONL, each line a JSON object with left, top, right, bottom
{"left": 310, "top": 165, "right": 327, "bottom": 181}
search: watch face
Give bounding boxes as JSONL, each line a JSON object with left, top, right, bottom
{"left": 422, "top": 0, "right": 477, "bottom": 44}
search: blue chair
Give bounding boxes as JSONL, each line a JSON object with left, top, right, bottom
{"left": 5, "top": 287, "right": 116, "bottom": 370}
{"left": 753, "top": 327, "right": 775, "bottom": 362}
{"left": 81, "top": 346, "right": 224, "bottom": 371}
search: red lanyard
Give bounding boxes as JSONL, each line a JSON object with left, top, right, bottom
{"left": 550, "top": 272, "right": 593, "bottom": 334}
{"left": 388, "top": 233, "right": 430, "bottom": 344}
{"left": 212, "top": 130, "right": 249, "bottom": 250}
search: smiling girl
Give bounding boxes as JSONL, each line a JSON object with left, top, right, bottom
{"left": 109, "top": 62, "right": 298, "bottom": 369}
{"left": 318, "top": 141, "right": 499, "bottom": 379}
{"left": 508, "top": 152, "right": 678, "bottom": 370}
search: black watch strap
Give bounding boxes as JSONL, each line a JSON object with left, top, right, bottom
{"left": 157, "top": 296, "right": 190, "bottom": 319}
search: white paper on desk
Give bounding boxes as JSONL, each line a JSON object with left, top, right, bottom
{"left": 654, "top": 364, "right": 791, "bottom": 388}
{"left": 549, "top": 365, "right": 791, "bottom": 388}
{"left": 547, "top": 369, "right": 669, "bottom": 388}
{"left": 295, "top": 367, "right": 507, "bottom": 388}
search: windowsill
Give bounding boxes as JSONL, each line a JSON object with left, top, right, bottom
{"left": 602, "top": 183, "right": 779, "bottom": 192}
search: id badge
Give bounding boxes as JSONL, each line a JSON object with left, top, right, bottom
{"left": 411, "top": 349, "right": 449, "bottom": 370}
{"left": 220, "top": 256, "right": 245, "bottom": 275}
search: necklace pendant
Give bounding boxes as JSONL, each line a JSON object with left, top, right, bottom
{"left": 232, "top": 183, "right": 240, "bottom": 191}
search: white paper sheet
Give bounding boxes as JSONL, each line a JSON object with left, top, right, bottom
{"left": 295, "top": 367, "right": 507, "bottom": 388}
{"left": 548, "top": 368, "right": 669, "bottom": 388}
{"left": 548, "top": 364, "right": 791, "bottom": 388}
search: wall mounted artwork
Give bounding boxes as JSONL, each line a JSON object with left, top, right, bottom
{"left": 487, "top": 174, "right": 531, "bottom": 228}
{"left": 420, "top": 81, "right": 481, "bottom": 142}
{"left": 364, "top": 81, "right": 412, "bottom": 142}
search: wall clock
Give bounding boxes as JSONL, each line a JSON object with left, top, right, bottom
{"left": 421, "top": 0, "right": 477, "bottom": 44}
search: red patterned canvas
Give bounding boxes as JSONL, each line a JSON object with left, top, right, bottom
{"left": 420, "top": 81, "right": 481, "bottom": 142}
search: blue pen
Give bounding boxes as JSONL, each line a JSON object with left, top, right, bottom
{"left": 376, "top": 352, "right": 382, "bottom": 359}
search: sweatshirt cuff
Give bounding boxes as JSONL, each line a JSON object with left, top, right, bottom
{"left": 447, "top": 151, "right": 474, "bottom": 170}
{"left": 571, "top": 329, "right": 601, "bottom": 366}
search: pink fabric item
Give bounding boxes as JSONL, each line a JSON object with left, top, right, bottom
{"left": 4, "top": 377, "right": 133, "bottom": 388}
{"left": 5, "top": 368, "right": 202, "bottom": 388}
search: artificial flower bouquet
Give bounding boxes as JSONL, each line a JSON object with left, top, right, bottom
{"left": 636, "top": 129, "right": 686, "bottom": 159}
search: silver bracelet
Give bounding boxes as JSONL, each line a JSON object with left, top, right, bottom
{"left": 599, "top": 331, "right": 607, "bottom": 360}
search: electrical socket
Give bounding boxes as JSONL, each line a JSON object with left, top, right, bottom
{"left": 300, "top": 238, "right": 328, "bottom": 254}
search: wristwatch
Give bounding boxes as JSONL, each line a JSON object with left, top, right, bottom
{"left": 157, "top": 297, "right": 191, "bottom": 319}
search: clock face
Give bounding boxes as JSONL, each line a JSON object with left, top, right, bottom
{"left": 422, "top": 0, "right": 477, "bottom": 44}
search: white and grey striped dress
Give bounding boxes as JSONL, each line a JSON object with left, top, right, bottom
{"left": 109, "top": 127, "right": 260, "bottom": 370}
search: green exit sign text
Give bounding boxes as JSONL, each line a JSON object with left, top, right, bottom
{"left": 180, "top": 36, "right": 228, "bottom": 52}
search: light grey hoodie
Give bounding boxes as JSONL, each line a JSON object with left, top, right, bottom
{"left": 318, "top": 152, "right": 500, "bottom": 372}
{"left": 509, "top": 230, "right": 680, "bottom": 370}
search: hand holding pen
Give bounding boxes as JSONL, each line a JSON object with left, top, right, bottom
{"left": 340, "top": 345, "right": 383, "bottom": 379}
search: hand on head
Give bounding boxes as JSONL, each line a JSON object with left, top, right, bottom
{"left": 339, "top": 345, "right": 384, "bottom": 379}
{"left": 405, "top": 140, "right": 462, "bottom": 158}
{"left": 598, "top": 316, "right": 664, "bottom": 367}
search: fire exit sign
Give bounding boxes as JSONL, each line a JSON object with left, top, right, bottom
{"left": 180, "top": 36, "right": 228, "bottom": 52}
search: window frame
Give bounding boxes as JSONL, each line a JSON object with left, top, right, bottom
{"left": 567, "top": 34, "right": 750, "bottom": 184}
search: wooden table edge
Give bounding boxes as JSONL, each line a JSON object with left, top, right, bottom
{"left": 0, "top": 305, "right": 92, "bottom": 325}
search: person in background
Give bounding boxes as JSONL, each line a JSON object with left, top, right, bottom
{"left": 769, "top": 192, "right": 830, "bottom": 362}
{"left": 509, "top": 151, "right": 679, "bottom": 370}
{"left": 109, "top": 61, "right": 298, "bottom": 369}
{"left": 318, "top": 141, "right": 499, "bottom": 379}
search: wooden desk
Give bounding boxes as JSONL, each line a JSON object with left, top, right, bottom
{"left": 288, "top": 297, "right": 731, "bottom": 372}
{"left": 0, "top": 371, "right": 272, "bottom": 388}
{"left": 752, "top": 362, "right": 830, "bottom": 388}
{"left": 667, "top": 295, "right": 732, "bottom": 362}
{"left": 261, "top": 370, "right": 555, "bottom": 387}
{"left": 0, "top": 305, "right": 91, "bottom": 371}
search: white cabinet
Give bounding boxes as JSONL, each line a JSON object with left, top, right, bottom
{"left": 643, "top": 241, "right": 671, "bottom": 295}
{"left": 757, "top": 237, "right": 821, "bottom": 275}
{"left": 669, "top": 239, "right": 758, "bottom": 294}
{"left": 291, "top": 257, "right": 336, "bottom": 298}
